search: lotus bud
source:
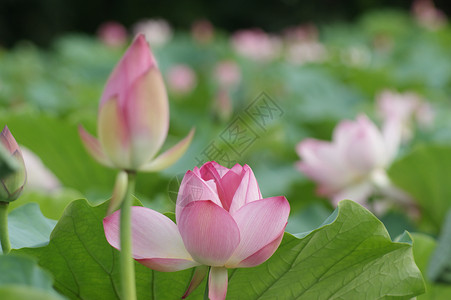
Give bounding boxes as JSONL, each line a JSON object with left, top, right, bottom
{"left": 0, "top": 126, "right": 26, "bottom": 202}
{"left": 79, "top": 34, "right": 194, "bottom": 172}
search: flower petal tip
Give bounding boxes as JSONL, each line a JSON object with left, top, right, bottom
{"left": 78, "top": 125, "right": 112, "bottom": 167}
{"left": 139, "top": 128, "right": 195, "bottom": 172}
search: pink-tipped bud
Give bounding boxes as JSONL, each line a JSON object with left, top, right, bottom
{"left": 79, "top": 35, "right": 194, "bottom": 172}
{"left": 0, "top": 126, "right": 26, "bottom": 202}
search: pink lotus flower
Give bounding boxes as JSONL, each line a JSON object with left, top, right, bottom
{"left": 412, "top": 0, "right": 447, "bottom": 30}
{"left": 166, "top": 64, "right": 197, "bottom": 95}
{"left": 285, "top": 41, "right": 327, "bottom": 65}
{"left": 0, "top": 126, "right": 26, "bottom": 202}
{"left": 296, "top": 115, "right": 402, "bottom": 206}
{"left": 214, "top": 89, "right": 233, "bottom": 121}
{"left": 133, "top": 19, "right": 172, "bottom": 47}
{"left": 21, "top": 147, "right": 60, "bottom": 193}
{"left": 282, "top": 24, "right": 327, "bottom": 65}
{"left": 231, "top": 29, "right": 282, "bottom": 62}
{"left": 103, "top": 161, "right": 290, "bottom": 300}
{"left": 214, "top": 60, "right": 241, "bottom": 89}
{"left": 79, "top": 34, "right": 194, "bottom": 171}
{"left": 377, "top": 90, "right": 435, "bottom": 142}
{"left": 97, "top": 21, "right": 128, "bottom": 48}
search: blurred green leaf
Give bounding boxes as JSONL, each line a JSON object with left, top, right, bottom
{"left": 0, "top": 254, "right": 63, "bottom": 299}
{"left": 285, "top": 202, "right": 332, "bottom": 234}
{"left": 428, "top": 208, "right": 451, "bottom": 283}
{"left": 380, "top": 210, "right": 417, "bottom": 240}
{"left": 411, "top": 233, "right": 451, "bottom": 300}
{"left": 388, "top": 145, "right": 451, "bottom": 232}
{"left": 6, "top": 203, "right": 56, "bottom": 252}
{"left": 8, "top": 189, "right": 82, "bottom": 220}
{"left": 0, "top": 286, "right": 64, "bottom": 300}
{"left": 359, "top": 10, "right": 414, "bottom": 37}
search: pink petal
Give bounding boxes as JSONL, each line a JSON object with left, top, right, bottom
{"left": 208, "top": 267, "right": 228, "bottom": 300}
{"left": 97, "top": 96, "right": 131, "bottom": 169}
{"left": 178, "top": 200, "right": 240, "bottom": 266}
{"left": 78, "top": 125, "right": 112, "bottom": 167}
{"left": 381, "top": 119, "right": 402, "bottom": 163}
{"left": 199, "top": 161, "right": 232, "bottom": 178}
{"left": 136, "top": 258, "right": 199, "bottom": 272}
{"left": 0, "top": 125, "right": 21, "bottom": 154}
{"left": 332, "top": 119, "right": 356, "bottom": 145}
{"left": 176, "top": 171, "right": 222, "bottom": 222}
{"left": 182, "top": 265, "right": 209, "bottom": 299}
{"left": 122, "top": 67, "right": 169, "bottom": 168}
{"left": 103, "top": 206, "right": 195, "bottom": 271}
{"left": 139, "top": 128, "right": 195, "bottom": 172}
{"left": 192, "top": 166, "right": 201, "bottom": 176}
{"left": 216, "top": 166, "right": 243, "bottom": 211}
{"left": 199, "top": 161, "right": 238, "bottom": 211}
{"left": 101, "top": 34, "right": 156, "bottom": 107}
{"left": 333, "top": 115, "right": 387, "bottom": 174}
{"left": 296, "top": 138, "right": 350, "bottom": 192}
{"left": 345, "top": 115, "right": 387, "bottom": 171}
{"left": 235, "top": 228, "right": 285, "bottom": 268}
{"left": 229, "top": 165, "right": 263, "bottom": 214}
{"left": 199, "top": 162, "right": 226, "bottom": 196}
{"left": 226, "top": 196, "right": 289, "bottom": 267}
{"left": 199, "top": 161, "right": 224, "bottom": 182}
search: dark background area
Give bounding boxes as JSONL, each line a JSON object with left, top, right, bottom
{"left": 0, "top": 0, "right": 448, "bottom": 48}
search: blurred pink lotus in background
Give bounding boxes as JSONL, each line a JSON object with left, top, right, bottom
{"left": 166, "top": 64, "right": 197, "bottom": 95}
{"left": 296, "top": 115, "right": 407, "bottom": 209}
{"left": 214, "top": 89, "right": 233, "bottom": 121}
{"left": 21, "top": 147, "right": 60, "bottom": 193}
{"left": 214, "top": 60, "right": 241, "bottom": 88}
{"left": 191, "top": 19, "right": 214, "bottom": 44}
{"left": 133, "top": 19, "right": 173, "bottom": 47}
{"left": 285, "top": 41, "right": 327, "bottom": 65}
{"left": 103, "top": 161, "right": 290, "bottom": 300}
{"left": 97, "top": 21, "right": 128, "bottom": 48}
{"left": 412, "top": 0, "right": 447, "bottom": 30}
{"left": 79, "top": 35, "right": 193, "bottom": 171}
{"left": 283, "top": 24, "right": 327, "bottom": 65}
{"left": 231, "top": 29, "right": 282, "bottom": 62}
{"left": 377, "top": 90, "right": 435, "bottom": 142}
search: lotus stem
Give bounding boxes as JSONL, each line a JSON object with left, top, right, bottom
{"left": 120, "top": 171, "right": 137, "bottom": 300}
{"left": 0, "top": 202, "right": 11, "bottom": 254}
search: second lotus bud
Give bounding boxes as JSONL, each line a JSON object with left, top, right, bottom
{"left": 0, "top": 126, "right": 26, "bottom": 202}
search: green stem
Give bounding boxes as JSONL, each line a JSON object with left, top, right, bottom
{"left": 0, "top": 202, "right": 11, "bottom": 254}
{"left": 203, "top": 267, "right": 210, "bottom": 300}
{"left": 120, "top": 172, "right": 137, "bottom": 300}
